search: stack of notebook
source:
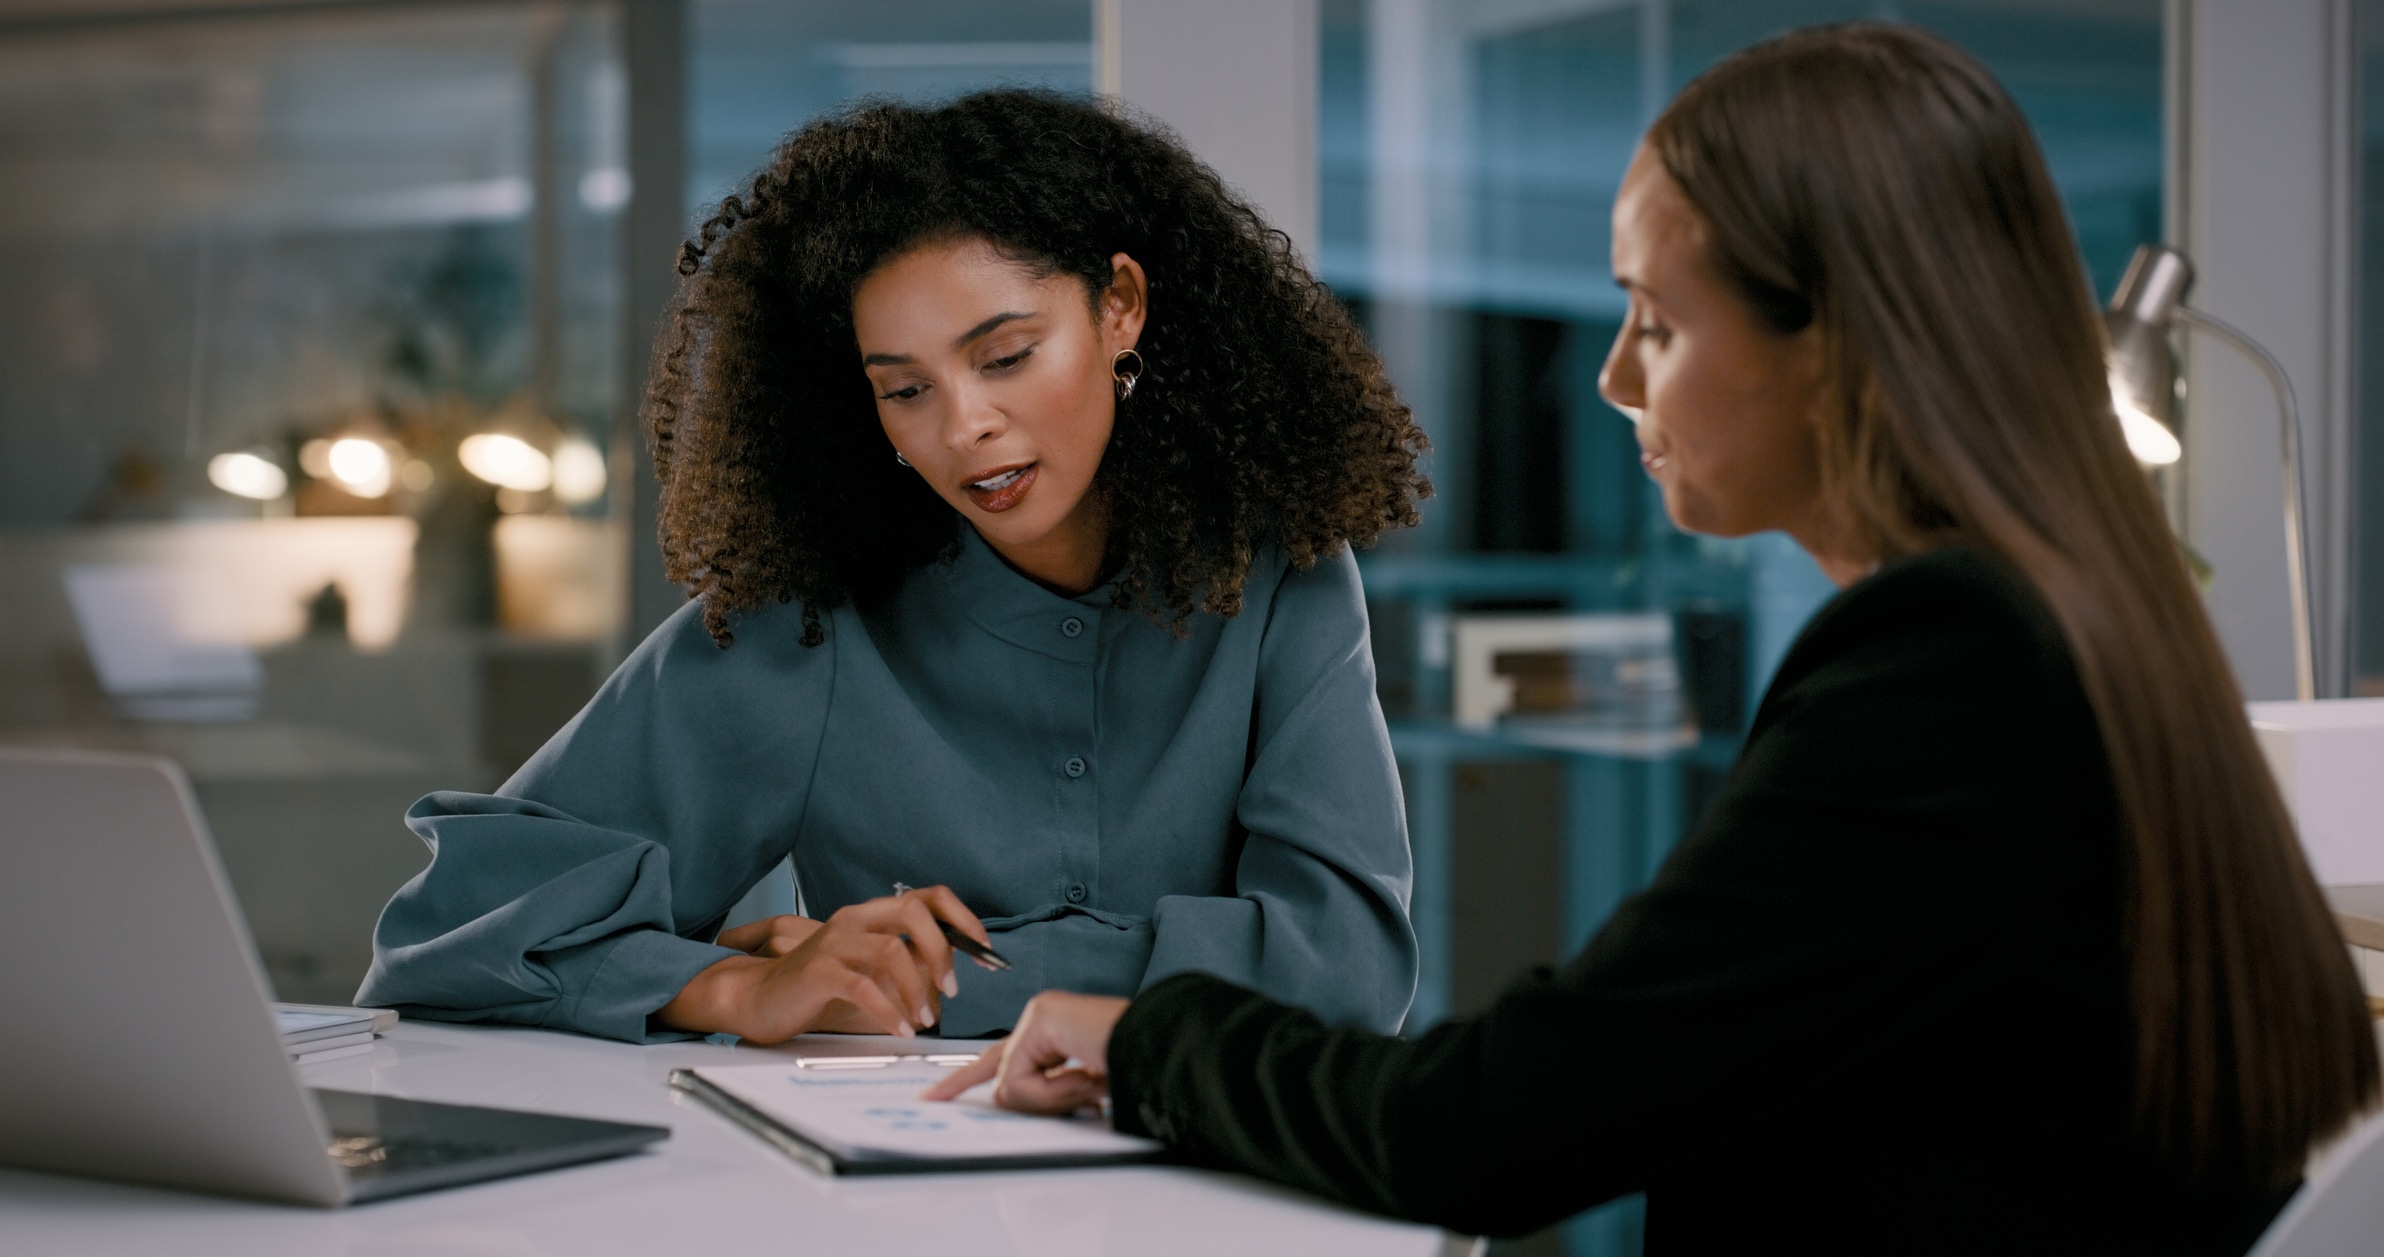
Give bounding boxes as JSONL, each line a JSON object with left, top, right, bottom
{"left": 273, "top": 1002, "right": 397, "bottom": 1066}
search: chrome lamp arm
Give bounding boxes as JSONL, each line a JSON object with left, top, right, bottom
{"left": 2169, "top": 306, "right": 2314, "bottom": 702}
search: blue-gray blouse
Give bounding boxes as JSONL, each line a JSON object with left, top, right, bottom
{"left": 357, "top": 526, "right": 1418, "bottom": 1041}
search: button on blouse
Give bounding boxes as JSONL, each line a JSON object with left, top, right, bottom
{"left": 359, "top": 525, "right": 1419, "bottom": 1041}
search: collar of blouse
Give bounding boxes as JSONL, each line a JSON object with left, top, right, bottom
{"left": 937, "top": 520, "right": 1118, "bottom": 662}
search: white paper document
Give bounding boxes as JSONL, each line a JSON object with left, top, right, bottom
{"left": 683, "top": 1061, "right": 1160, "bottom": 1164}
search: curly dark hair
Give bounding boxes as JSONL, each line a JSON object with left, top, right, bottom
{"left": 643, "top": 88, "right": 1429, "bottom": 646}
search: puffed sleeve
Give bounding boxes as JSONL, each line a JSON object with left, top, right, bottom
{"left": 355, "top": 598, "right": 835, "bottom": 1043}
{"left": 1138, "top": 545, "right": 1419, "bottom": 1032}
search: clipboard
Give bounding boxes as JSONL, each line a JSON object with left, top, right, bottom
{"left": 668, "top": 1060, "right": 1162, "bottom": 1176}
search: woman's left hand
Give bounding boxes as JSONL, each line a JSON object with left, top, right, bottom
{"left": 922, "top": 991, "right": 1131, "bottom": 1114}
{"left": 716, "top": 914, "right": 824, "bottom": 958}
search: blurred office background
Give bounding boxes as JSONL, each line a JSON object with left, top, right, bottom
{"left": 0, "top": 2, "right": 2364, "bottom": 1252}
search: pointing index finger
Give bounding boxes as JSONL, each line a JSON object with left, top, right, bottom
{"left": 921, "top": 1047, "right": 999, "bottom": 1101}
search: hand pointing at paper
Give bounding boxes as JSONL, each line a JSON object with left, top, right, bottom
{"left": 923, "top": 991, "right": 1130, "bottom": 1113}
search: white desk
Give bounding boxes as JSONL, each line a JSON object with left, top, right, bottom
{"left": 0, "top": 1021, "right": 1459, "bottom": 1257}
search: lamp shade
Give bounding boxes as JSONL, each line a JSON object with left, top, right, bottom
{"left": 2104, "top": 245, "right": 2193, "bottom": 465}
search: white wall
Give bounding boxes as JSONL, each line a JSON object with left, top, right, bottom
{"left": 1097, "top": 0, "right": 1320, "bottom": 260}
{"left": 2173, "top": 0, "right": 2357, "bottom": 699}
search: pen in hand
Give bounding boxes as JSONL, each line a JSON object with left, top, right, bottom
{"left": 892, "top": 882, "right": 1013, "bottom": 972}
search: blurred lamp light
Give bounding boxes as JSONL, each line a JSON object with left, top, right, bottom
{"left": 2105, "top": 246, "right": 2192, "bottom": 468}
{"left": 2104, "top": 242, "right": 2315, "bottom": 700}
{"left": 327, "top": 437, "right": 393, "bottom": 498}
{"left": 551, "top": 439, "right": 608, "bottom": 505}
{"left": 207, "top": 451, "right": 287, "bottom": 501}
{"left": 459, "top": 433, "right": 553, "bottom": 492}
{"left": 2109, "top": 375, "right": 2182, "bottom": 466}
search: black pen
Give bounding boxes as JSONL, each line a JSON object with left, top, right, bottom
{"left": 892, "top": 882, "right": 1013, "bottom": 971}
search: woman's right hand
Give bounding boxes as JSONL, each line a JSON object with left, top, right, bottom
{"left": 921, "top": 990, "right": 1129, "bottom": 1114}
{"left": 655, "top": 885, "right": 991, "bottom": 1044}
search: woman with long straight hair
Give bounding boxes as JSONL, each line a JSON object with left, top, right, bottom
{"left": 930, "top": 23, "right": 2380, "bottom": 1253}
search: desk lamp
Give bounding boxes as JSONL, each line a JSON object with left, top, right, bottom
{"left": 2103, "top": 243, "right": 2316, "bottom": 702}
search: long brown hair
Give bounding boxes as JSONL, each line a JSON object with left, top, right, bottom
{"left": 1650, "top": 22, "right": 2375, "bottom": 1188}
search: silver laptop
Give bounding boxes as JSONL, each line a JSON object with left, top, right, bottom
{"left": 0, "top": 747, "right": 668, "bottom": 1205}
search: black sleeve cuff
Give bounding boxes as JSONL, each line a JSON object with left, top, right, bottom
{"left": 1109, "top": 970, "right": 1270, "bottom": 1142}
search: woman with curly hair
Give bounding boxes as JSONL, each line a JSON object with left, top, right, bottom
{"left": 357, "top": 89, "right": 1429, "bottom": 1045}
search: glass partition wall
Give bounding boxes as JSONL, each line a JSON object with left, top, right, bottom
{"left": 0, "top": 3, "right": 628, "bottom": 1004}
{"left": 2360, "top": 4, "right": 2384, "bottom": 692}
{"left": 0, "top": 0, "right": 1099, "bottom": 1003}
{"left": 688, "top": 0, "right": 1092, "bottom": 208}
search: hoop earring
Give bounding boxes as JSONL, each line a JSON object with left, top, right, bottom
{"left": 894, "top": 451, "right": 910, "bottom": 468}
{"left": 1111, "top": 348, "right": 1145, "bottom": 402}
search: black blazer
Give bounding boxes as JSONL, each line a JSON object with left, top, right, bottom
{"left": 1109, "top": 547, "right": 2288, "bottom": 1255}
